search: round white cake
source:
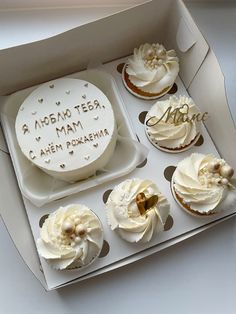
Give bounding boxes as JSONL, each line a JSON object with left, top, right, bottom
{"left": 15, "top": 78, "right": 117, "bottom": 182}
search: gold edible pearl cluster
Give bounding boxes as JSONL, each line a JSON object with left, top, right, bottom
{"left": 144, "top": 44, "right": 167, "bottom": 70}
{"left": 199, "top": 159, "right": 234, "bottom": 187}
{"left": 54, "top": 215, "right": 89, "bottom": 248}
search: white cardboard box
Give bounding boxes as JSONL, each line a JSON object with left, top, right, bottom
{"left": 0, "top": 0, "right": 235, "bottom": 290}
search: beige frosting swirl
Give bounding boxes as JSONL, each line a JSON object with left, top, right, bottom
{"left": 126, "top": 43, "right": 179, "bottom": 94}
{"left": 173, "top": 153, "right": 236, "bottom": 214}
{"left": 106, "top": 178, "right": 170, "bottom": 243}
{"left": 37, "top": 204, "right": 103, "bottom": 270}
{"left": 146, "top": 95, "right": 201, "bottom": 150}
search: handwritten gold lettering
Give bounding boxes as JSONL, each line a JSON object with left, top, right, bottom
{"left": 22, "top": 124, "right": 30, "bottom": 134}
{"left": 146, "top": 104, "right": 208, "bottom": 127}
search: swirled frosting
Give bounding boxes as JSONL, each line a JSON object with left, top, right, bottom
{"left": 37, "top": 204, "right": 103, "bottom": 270}
{"left": 146, "top": 95, "right": 201, "bottom": 150}
{"left": 126, "top": 43, "right": 179, "bottom": 94}
{"left": 106, "top": 178, "right": 170, "bottom": 243}
{"left": 173, "top": 153, "right": 236, "bottom": 214}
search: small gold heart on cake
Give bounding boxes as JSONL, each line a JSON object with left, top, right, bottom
{"left": 93, "top": 143, "right": 98, "bottom": 148}
{"left": 56, "top": 101, "right": 61, "bottom": 106}
{"left": 36, "top": 137, "right": 41, "bottom": 142}
{"left": 29, "top": 150, "right": 36, "bottom": 160}
{"left": 136, "top": 193, "right": 159, "bottom": 216}
{"left": 49, "top": 84, "right": 54, "bottom": 89}
{"left": 146, "top": 195, "right": 159, "bottom": 209}
{"left": 38, "top": 98, "right": 43, "bottom": 103}
{"left": 45, "top": 159, "right": 51, "bottom": 164}
{"left": 66, "top": 90, "right": 70, "bottom": 95}
{"left": 31, "top": 111, "right": 37, "bottom": 115}
{"left": 136, "top": 193, "right": 146, "bottom": 215}
{"left": 69, "top": 150, "right": 74, "bottom": 155}
{"left": 60, "top": 164, "right": 65, "bottom": 169}
{"left": 94, "top": 116, "right": 99, "bottom": 120}
{"left": 84, "top": 155, "right": 90, "bottom": 161}
{"left": 82, "top": 94, "right": 86, "bottom": 99}
{"left": 84, "top": 83, "right": 89, "bottom": 87}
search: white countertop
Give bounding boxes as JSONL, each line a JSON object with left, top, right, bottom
{"left": 1, "top": 2, "right": 236, "bottom": 313}
{"left": 187, "top": 1, "right": 236, "bottom": 126}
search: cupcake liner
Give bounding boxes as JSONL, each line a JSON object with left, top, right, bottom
{"left": 170, "top": 173, "right": 216, "bottom": 217}
{"left": 122, "top": 64, "right": 173, "bottom": 100}
{"left": 145, "top": 126, "right": 201, "bottom": 154}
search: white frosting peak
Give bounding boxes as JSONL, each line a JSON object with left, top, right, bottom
{"left": 126, "top": 43, "right": 179, "bottom": 94}
{"left": 146, "top": 95, "right": 201, "bottom": 150}
{"left": 173, "top": 153, "right": 236, "bottom": 214}
{"left": 106, "top": 178, "right": 170, "bottom": 243}
{"left": 37, "top": 204, "right": 103, "bottom": 270}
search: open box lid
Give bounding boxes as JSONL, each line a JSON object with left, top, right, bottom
{"left": 185, "top": 0, "right": 236, "bottom": 169}
{"left": 0, "top": 0, "right": 208, "bottom": 95}
{"left": 0, "top": 0, "right": 148, "bottom": 49}
{"left": 1, "top": 0, "right": 235, "bottom": 289}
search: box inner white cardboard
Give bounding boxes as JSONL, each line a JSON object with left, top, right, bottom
{"left": 0, "top": 0, "right": 236, "bottom": 290}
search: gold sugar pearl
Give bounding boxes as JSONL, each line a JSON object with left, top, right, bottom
{"left": 75, "top": 224, "right": 87, "bottom": 237}
{"left": 221, "top": 178, "right": 229, "bottom": 185}
{"left": 207, "top": 161, "right": 220, "bottom": 173}
{"left": 220, "top": 165, "right": 234, "bottom": 179}
{"left": 146, "top": 48, "right": 155, "bottom": 60}
{"left": 61, "top": 221, "right": 75, "bottom": 235}
{"left": 75, "top": 237, "right": 81, "bottom": 244}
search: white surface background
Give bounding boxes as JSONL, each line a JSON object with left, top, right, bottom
{"left": 188, "top": 1, "right": 236, "bottom": 125}
{"left": 1, "top": 1, "right": 236, "bottom": 313}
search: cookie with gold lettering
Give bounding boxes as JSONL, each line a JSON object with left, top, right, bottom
{"left": 15, "top": 78, "right": 117, "bottom": 182}
{"left": 145, "top": 95, "right": 206, "bottom": 153}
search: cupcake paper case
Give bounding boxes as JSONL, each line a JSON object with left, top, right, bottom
{"left": 122, "top": 43, "right": 179, "bottom": 99}
{"left": 145, "top": 95, "right": 202, "bottom": 153}
{"left": 172, "top": 153, "right": 236, "bottom": 216}
{"left": 106, "top": 178, "right": 170, "bottom": 243}
{"left": 37, "top": 204, "right": 103, "bottom": 270}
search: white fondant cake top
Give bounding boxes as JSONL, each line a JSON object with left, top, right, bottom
{"left": 15, "top": 78, "right": 116, "bottom": 173}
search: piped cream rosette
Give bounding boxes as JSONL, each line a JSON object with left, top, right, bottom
{"left": 172, "top": 153, "right": 236, "bottom": 216}
{"left": 37, "top": 204, "right": 103, "bottom": 270}
{"left": 123, "top": 43, "right": 179, "bottom": 99}
{"left": 145, "top": 95, "right": 203, "bottom": 153}
{"left": 106, "top": 178, "right": 170, "bottom": 243}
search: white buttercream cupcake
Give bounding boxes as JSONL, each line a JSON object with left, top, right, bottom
{"left": 37, "top": 204, "right": 103, "bottom": 270}
{"left": 172, "top": 153, "right": 236, "bottom": 216}
{"left": 145, "top": 95, "right": 202, "bottom": 153}
{"left": 106, "top": 178, "right": 170, "bottom": 243}
{"left": 122, "top": 43, "right": 179, "bottom": 99}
